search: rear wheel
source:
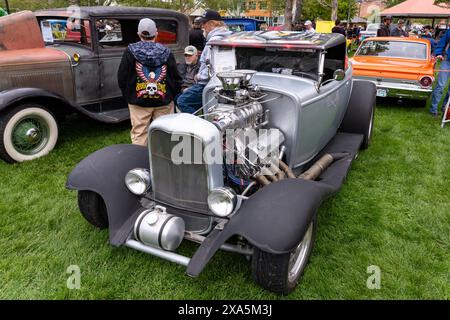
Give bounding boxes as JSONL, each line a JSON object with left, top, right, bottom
{"left": 339, "top": 80, "right": 376, "bottom": 150}
{"left": 251, "top": 216, "right": 317, "bottom": 295}
{"left": 77, "top": 191, "right": 109, "bottom": 229}
{"left": 0, "top": 104, "right": 58, "bottom": 163}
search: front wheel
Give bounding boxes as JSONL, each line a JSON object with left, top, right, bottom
{"left": 251, "top": 216, "right": 317, "bottom": 295}
{"left": 0, "top": 104, "right": 59, "bottom": 163}
{"left": 77, "top": 191, "right": 109, "bottom": 229}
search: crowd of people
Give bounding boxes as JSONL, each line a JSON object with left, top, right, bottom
{"left": 116, "top": 10, "right": 450, "bottom": 145}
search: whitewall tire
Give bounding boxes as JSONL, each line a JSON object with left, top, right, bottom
{"left": 0, "top": 104, "right": 58, "bottom": 163}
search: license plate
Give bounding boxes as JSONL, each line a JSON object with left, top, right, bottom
{"left": 376, "top": 89, "right": 387, "bottom": 97}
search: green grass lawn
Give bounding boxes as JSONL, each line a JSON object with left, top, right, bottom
{"left": 0, "top": 101, "right": 449, "bottom": 299}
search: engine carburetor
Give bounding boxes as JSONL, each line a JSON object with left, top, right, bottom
{"left": 207, "top": 70, "right": 268, "bottom": 131}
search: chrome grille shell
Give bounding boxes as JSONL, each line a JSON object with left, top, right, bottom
{"left": 148, "top": 113, "right": 224, "bottom": 214}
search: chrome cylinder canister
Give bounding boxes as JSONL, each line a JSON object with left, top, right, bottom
{"left": 134, "top": 206, "right": 185, "bottom": 251}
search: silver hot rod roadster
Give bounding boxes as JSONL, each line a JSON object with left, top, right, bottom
{"left": 67, "top": 31, "right": 376, "bottom": 294}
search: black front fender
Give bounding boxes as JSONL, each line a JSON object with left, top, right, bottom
{"left": 229, "top": 178, "right": 334, "bottom": 253}
{"left": 187, "top": 132, "right": 363, "bottom": 277}
{"left": 66, "top": 144, "right": 149, "bottom": 246}
{"left": 186, "top": 178, "right": 334, "bottom": 277}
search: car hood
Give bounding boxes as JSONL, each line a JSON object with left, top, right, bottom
{"left": 0, "top": 47, "right": 70, "bottom": 67}
{"left": 0, "top": 11, "right": 45, "bottom": 50}
{"left": 350, "top": 56, "right": 433, "bottom": 80}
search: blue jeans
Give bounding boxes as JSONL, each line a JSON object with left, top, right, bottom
{"left": 176, "top": 84, "right": 205, "bottom": 114}
{"left": 430, "top": 60, "right": 450, "bottom": 114}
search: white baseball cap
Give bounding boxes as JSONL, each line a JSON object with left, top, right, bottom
{"left": 305, "top": 20, "right": 312, "bottom": 26}
{"left": 184, "top": 45, "right": 198, "bottom": 56}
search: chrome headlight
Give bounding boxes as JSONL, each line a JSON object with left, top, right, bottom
{"left": 207, "top": 187, "right": 237, "bottom": 217}
{"left": 125, "top": 168, "right": 151, "bottom": 195}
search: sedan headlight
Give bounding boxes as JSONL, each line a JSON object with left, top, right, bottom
{"left": 125, "top": 168, "right": 151, "bottom": 195}
{"left": 207, "top": 187, "right": 237, "bottom": 217}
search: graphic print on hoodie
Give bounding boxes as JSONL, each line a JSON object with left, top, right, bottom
{"left": 118, "top": 40, "right": 182, "bottom": 108}
{"left": 135, "top": 62, "right": 167, "bottom": 99}
{"left": 129, "top": 41, "right": 170, "bottom": 101}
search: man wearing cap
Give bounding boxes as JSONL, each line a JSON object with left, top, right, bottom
{"left": 177, "top": 45, "right": 200, "bottom": 92}
{"left": 377, "top": 16, "right": 392, "bottom": 37}
{"left": 118, "top": 18, "right": 182, "bottom": 145}
{"left": 421, "top": 25, "right": 437, "bottom": 54}
{"left": 304, "top": 20, "right": 315, "bottom": 35}
{"left": 391, "top": 19, "right": 408, "bottom": 37}
{"left": 176, "top": 9, "right": 232, "bottom": 114}
{"left": 189, "top": 17, "right": 205, "bottom": 52}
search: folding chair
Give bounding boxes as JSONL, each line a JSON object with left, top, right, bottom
{"left": 442, "top": 98, "right": 450, "bottom": 128}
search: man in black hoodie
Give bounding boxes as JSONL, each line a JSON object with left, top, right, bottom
{"left": 377, "top": 16, "right": 392, "bottom": 37}
{"left": 118, "top": 18, "right": 182, "bottom": 146}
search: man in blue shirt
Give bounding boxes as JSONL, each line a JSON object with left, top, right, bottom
{"left": 176, "top": 10, "right": 232, "bottom": 114}
{"left": 430, "top": 28, "right": 450, "bottom": 117}
{"left": 421, "top": 25, "right": 437, "bottom": 54}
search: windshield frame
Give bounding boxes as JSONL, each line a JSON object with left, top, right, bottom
{"left": 232, "top": 46, "right": 321, "bottom": 82}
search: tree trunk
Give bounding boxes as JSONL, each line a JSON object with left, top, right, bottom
{"left": 293, "top": 0, "right": 304, "bottom": 23}
{"left": 284, "top": 0, "right": 293, "bottom": 30}
{"left": 331, "top": 0, "right": 338, "bottom": 21}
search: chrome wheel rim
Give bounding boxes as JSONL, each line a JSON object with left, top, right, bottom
{"left": 11, "top": 115, "right": 50, "bottom": 155}
{"left": 288, "top": 221, "right": 314, "bottom": 283}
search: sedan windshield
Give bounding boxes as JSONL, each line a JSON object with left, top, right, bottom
{"left": 356, "top": 40, "right": 427, "bottom": 60}
{"left": 38, "top": 18, "right": 92, "bottom": 47}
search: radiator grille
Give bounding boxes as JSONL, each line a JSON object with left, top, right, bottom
{"left": 150, "top": 130, "right": 209, "bottom": 213}
{"left": 10, "top": 71, "right": 64, "bottom": 93}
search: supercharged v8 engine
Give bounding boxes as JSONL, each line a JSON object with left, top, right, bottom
{"left": 147, "top": 70, "right": 294, "bottom": 224}
{"left": 205, "top": 70, "right": 288, "bottom": 193}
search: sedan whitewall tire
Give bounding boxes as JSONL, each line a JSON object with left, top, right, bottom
{"left": 0, "top": 104, "right": 58, "bottom": 163}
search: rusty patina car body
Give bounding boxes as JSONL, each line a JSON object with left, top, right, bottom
{"left": 0, "top": 7, "right": 189, "bottom": 163}
{"left": 350, "top": 37, "right": 435, "bottom": 102}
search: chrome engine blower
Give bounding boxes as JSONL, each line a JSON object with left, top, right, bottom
{"left": 206, "top": 70, "right": 285, "bottom": 194}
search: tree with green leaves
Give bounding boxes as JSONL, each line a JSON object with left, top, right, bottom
{"left": 300, "top": 0, "right": 357, "bottom": 21}
{"left": 0, "top": 6, "right": 8, "bottom": 16}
